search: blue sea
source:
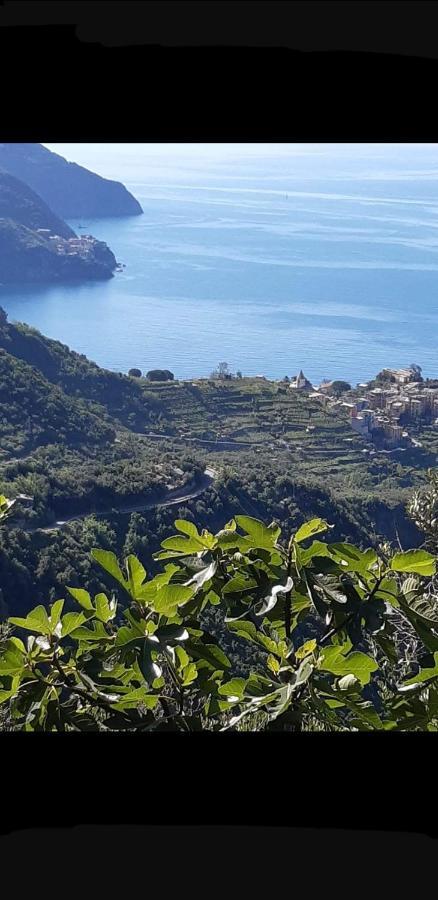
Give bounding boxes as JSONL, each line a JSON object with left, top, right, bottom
{"left": 1, "top": 143, "right": 438, "bottom": 384}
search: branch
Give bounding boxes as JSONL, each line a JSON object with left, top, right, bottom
{"left": 285, "top": 536, "right": 294, "bottom": 640}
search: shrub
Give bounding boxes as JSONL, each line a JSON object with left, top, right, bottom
{"left": 146, "top": 370, "right": 174, "bottom": 382}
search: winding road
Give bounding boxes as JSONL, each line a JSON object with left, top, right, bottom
{"left": 29, "top": 467, "right": 217, "bottom": 535}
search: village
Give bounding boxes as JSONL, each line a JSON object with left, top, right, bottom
{"left": 292, "top": 366, "right": 438, "bottom": 451}
{"left": 36, "top": 229, "right": 109, "bottom": 260}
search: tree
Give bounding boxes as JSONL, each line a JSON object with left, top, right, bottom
{"left": 331, "top": 380, "right": 352, "bottom": 397}
{"left": 1, "top": 502, "right": 438, "bottom": 733}
{"left": 236, "top": 370, "right": 243, "bottom": 379}
{"left": 146, "top": 370, "right": 174, "bottom": 382}
{"left": 217, "top": 362, "right": 233, "bottom": 380}
{"left": 410, "top": 364, "right": 423, "bottom": 381}
{"left": 128, "top": 368, "right": 142, "bottom": 378}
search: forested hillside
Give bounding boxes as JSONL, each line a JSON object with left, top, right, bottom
{"left": 0, "top": 316, "right": 159, "bottom": 431}
{"left": 0, "top": 314, "right": 432, "bottom": 618}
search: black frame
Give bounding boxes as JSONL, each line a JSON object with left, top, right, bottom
{"left": 0, "top": 0, "right": 437, "bottom": 841}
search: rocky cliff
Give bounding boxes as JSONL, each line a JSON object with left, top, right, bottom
{"left": 0, "top": 143, "right": 143, "bottom": 219}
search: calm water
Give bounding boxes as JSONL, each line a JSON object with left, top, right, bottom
{"left": 1, "top": 143, "right": 438, "bottom": 384}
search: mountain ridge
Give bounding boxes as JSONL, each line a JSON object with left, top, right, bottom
{"left": 0, "top": 143, "right": 143, "bottom": 219}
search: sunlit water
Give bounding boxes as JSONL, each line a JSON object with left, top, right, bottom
{"left": 1, "top": 143, "right": 438, "bottom": 384}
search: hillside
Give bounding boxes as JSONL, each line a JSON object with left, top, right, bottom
{"left": 0, "top": 316, "right": 432, "bottom": 616}
{"left": 0, "top": 316, "right": 158, "bottom": 429}
{"left": 0, "top": 347, "right": 115, "bottom": 456}
{"left": 0, "top": 171, "right": 74, "bottom": 239}
{"left": 0, "top": 143, "right": 143, "bottom": 219}
{"left": 0, "top": 172, "right": 118, "bottom": 284}
{"left": 0, "top": 218, "right": 117, "bottom": 284}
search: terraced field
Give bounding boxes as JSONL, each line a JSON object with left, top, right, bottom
{"left": 137, "top": 377, "right": 434, "bottom": 510}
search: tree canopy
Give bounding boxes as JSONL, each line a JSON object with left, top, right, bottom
{"left": 1, "top": 493, "right": 438, "bottom": 732}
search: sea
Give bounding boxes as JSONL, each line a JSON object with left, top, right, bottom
{"left": 1, "top": 142, "right": 438, "bottom": 385}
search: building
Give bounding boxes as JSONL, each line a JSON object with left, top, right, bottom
{"left": 290, "top": 370, "right": 314, "bottom": 391}
{"left": 309, "top": 391, "right": 330, "bottom": 407}
{"left": 351, "top": 415, "right": 372, "bottom": 439}
{"left": 380, "top": 367, "right": 419, "bottom": 385}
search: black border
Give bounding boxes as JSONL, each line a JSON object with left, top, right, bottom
{"left": 0, "top": 1, "right": 438, "bottom": 843}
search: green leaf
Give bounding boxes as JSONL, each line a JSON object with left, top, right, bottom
{"left": 67, "top": 587, "right": 94, "bottom": 611}
{"left": 184, "top": 640, "right": 231, "bottom": 670}
{"left": 49, "top": 600, "right": 65, "bottom": 633}
{"left": 267, "top": 655, "right": 281, "bottom": 674}
{"left": 294, "top": 518, "right": 330, "bottom": 544}
{"left": 182, "top": 663, "right": 198, "bottom": 686}
{"left": 175, "top": 646, "right": 190, "bottom": 670}
{"left": 329, "top": 544, "right": 378, "bottom": 573}
{"left": 226, "top": 620, "right": 258, "bottom": 642}
{"left": 219, "top": 678, "right": 247, "bottom": 699}
{"left": 391, "top": 550, "right": 436, "bottom": 577}
{"left": 215, "top": 532, "right": 252, "bottom": 552}
{"left": 154, "top": 549, "right": 192, "bottom": 561}
{"left": 235, "top": 516, "right": 281, "bottom": 549}
{"left": 222, "top": 573, "right": 258, "bottom": 595}
{"left": 320, "top": 645, "right": 378, "bottom": 686}
{"left": 0, "top": 689, "right": 17, "bottom": 705}
{"left": 299, "top": 541, "right": 331, "bottom": 566}
{"left": 125, "top": 555, "right": 147, "bottom": 597}
{"left": 174, "top": 520, "right": 202, "bottom": 540}
{"left": 9, "top": 606, "right": 52, "bottom": 636}
{"left": 296, "top": 639, "right": 317, "bottom": 660}
{"left": 154, "top": 584, "right": 196, "bottom": 614}
{"left": 115, "top": 624, "right": 146, "bottom": 648}
{"left": 160, "top": 535, "right": 206, "bottom": 554}
{"left": 226, "top": 620, "right": 279, "bottom": 654}
{"left": 61, "top": 612, "right": 87, "bottom": 637}
{"left": 112, "top": 688, "right": 159, "bottom": 711}
{"left": 0, "top": 641, "right": 26, "bottom": 676}
{"left": 92, "top": 549, "right": 129, "bottom": 592}
{"left": 94, "top": 593, "right": 112, "bottom": 624}
{"left": 69, "top": 621, "right": 114, "bottom": 643}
